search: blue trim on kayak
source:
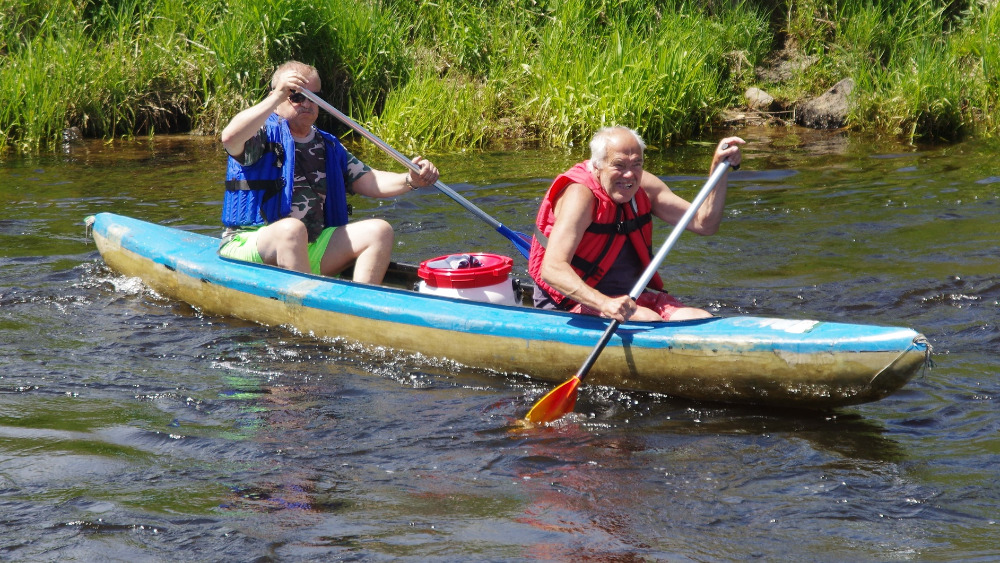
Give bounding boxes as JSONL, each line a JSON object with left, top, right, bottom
{"left": 90, "top": 212, "right": 924, "bottom": 356}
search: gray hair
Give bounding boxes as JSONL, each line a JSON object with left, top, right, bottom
{"left": 270, "top": 60, "right": 319, "bottom": 89}
{"left": 589, "top": 126, "right": 646, "bottom": 169}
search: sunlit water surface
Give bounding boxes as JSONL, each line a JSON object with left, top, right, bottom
{"left": 1, "top": 126, "right": 997, "bottom": 561}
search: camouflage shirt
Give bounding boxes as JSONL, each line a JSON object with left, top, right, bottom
{"left": 224, "top": 125, "right": 370, "bottom": 242}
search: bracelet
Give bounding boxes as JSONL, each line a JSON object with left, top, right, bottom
{"left": 404, "top": 175, "right": 417, "bottom": 191}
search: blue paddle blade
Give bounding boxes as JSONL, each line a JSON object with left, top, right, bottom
{"left": 498, "top": 226, "right": 531, "bottom": 258}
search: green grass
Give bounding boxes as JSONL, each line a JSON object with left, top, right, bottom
{"left": 371, "top": 72, "right": 501, "bottom": 151}
{"left": 0, "top": 0, "right": 997, "bottom": 153}
{"left": 784, "top": 0, "right": 993, "bottom": 143}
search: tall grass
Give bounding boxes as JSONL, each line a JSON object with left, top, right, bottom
{"left": 177, "top": 0, "right": 317, "bottom": 134}
{"left": 864, "top": 40, "right": 971, "bottom": 142}
{"left": 371, "top": 73, "right": 501, "bottom": 151}
{"left": 519, "top": 5, "right": 718, "bottom": 147}
{"left": 306, "top": 0, "right": 410, "bottom": 121}
{"left": 783, "top": 0, "right": 994, "bottom": 143}
{"left": 372, "top": 0, "right": 771, "bottom": 149}
{"left": 371, "top": 0, "right": 550, "bottom": 148}
{"left": 830, "top": 0, "right": 970, "bottom": 141}
{"left": 541, "top": 0, "right": 770, "bottom": 147}
{"left": 977, "top": 0, "right": 1000, "bottom": 132}
{"left": 0, "top": 0, "right": 997, "bottom": 153}
{"left": 950, "top": 0, "right": 1000, "bottom": 135}
{"left": 0, "top": 0, "right": 205, "bottom": 150}
{"left": 0, "top": 30, "right": 78, "bottom": 152}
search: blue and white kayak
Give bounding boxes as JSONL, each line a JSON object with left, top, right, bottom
{"left": 86, "top": 212, "right": 930, "bottom": 409}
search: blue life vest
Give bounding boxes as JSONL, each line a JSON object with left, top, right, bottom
{"left": 222, "top": 114, "right": 351, "bottom": 229}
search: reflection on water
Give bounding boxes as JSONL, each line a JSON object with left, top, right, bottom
{"left": 0, "top": 127, "right": 997, "bottom": 560}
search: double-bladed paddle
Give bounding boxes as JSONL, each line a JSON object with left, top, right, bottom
{"left": 524, "top": 159, "right": 733, "bottom": 424}
{"left": 298, "top": 89, "right": 531, "bottom": 259}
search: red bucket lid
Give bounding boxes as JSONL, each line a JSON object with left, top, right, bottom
{"left": 417, "top": 253, "right": 513, "bottom": 289}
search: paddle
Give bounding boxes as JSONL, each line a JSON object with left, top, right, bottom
{"left": 297, "top": 89, "right": 532, "bottom": 259}
{"left": 524, "top": 159, "right": 733, "bottom": 424}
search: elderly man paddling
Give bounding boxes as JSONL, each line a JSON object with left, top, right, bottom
{"left": 529, "top": 126, "right": 744, "bottom": 322}
{"left": 219, "top": 60, "right": 439, "bottom": 284}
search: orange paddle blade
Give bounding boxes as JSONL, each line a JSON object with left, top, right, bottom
{"left": 524, "top": 376, "right": 581, "bottom": 424}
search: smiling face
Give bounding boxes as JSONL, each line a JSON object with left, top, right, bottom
{"left": 592, "top": 129, "right": 644, "bottom": 204}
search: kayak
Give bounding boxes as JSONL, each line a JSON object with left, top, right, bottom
{"left": 85, "top": 212, "right": 930, "bottom": 409}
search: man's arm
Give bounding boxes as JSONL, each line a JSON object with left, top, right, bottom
{"left": 644, "top": 137, "right": 744, "bottom": 235}
{"left": 641, "top": 171, "right": 726, "bottom": 235}
{"left": 220, "top": 71, "right": 312, "bottom": 157}
{"left": 349, "top": 156, "right": 439, "bottom": 199}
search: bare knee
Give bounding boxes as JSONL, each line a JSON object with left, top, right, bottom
{"left": 366, "top": 219, "right": 394, "bottom": 249}
{"left": 269, "top": 219, "right": 308, "bottom": 244}
{"left": 348, "top": 219, "right": 394, "bottom": 284}
{"left": 257, "top": 219, "right": 309, "bottom": 268}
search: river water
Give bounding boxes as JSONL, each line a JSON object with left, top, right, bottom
{"left": 1, "top": 126, "right": 997, "bottom": 561}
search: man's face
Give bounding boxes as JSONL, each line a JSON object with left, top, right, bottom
{"left": 276, "top": 72, "right": 321, "bottom": 133}
{"left": 595, "top": 133, "right": 644, "bottom": 204}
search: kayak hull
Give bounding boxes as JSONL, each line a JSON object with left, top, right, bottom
{"left": 87, "top": 213, "right": 929, "bottom": 409}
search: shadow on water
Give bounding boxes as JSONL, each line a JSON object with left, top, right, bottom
{"left": 541, "top": 388, "right": 911, "bottom": 462}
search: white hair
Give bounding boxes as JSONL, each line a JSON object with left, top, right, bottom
{"left": 589, "top": 126, "right": 646, "bottom": 169}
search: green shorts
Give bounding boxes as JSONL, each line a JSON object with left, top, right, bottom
{"left": 219, "top": 226, "right": 337, "bottom": 275}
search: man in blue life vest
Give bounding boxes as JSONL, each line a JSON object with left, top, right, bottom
{"left": 219, "top": 60, "right": 439, "bottom": 284}
{"left": 528, "top": 126, "right": 744, "bottom": 322}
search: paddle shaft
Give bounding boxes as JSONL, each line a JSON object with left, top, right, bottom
{"left": 298, "top": 89, "right": 531, "bottom": 258}
{"left": 572, "top": 160, "right": 732, "bottom": 382}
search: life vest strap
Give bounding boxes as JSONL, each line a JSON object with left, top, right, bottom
{"left": 224, "top": 178, "right": 283, "bottom": 192}
{"left": 533, "top": 212, "right": 651, "bottom": 246}
{"left": 584, "top": 212, "right": 651, "bottom": 235}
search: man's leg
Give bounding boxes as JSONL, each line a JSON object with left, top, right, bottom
{"left": 319, "top": 219, "right": 394, "bottom": 284}
{"left": 255, "top": 217, "right": 311, "bottom": 273}
{"left": 637, "top": 292, "right": 713, "bottom": 321}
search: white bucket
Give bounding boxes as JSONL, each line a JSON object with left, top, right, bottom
{"left": 417, "top": 253, "right": 517, "bottom": 306}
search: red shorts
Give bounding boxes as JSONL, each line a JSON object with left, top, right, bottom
{"left": 568, "top": 291, "right": 687, "bottom": 321}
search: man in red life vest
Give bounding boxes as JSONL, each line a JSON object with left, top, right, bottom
{"left": 528, "top": 126, "right": 744, "bottom": 322}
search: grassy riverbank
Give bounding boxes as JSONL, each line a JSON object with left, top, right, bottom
{"left": 1, "top": 0, "right": 997, "bottom": 153}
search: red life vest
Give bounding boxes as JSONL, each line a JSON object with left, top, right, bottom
{"left": 528, "top": 161, "right": 664, "bottom": 308}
